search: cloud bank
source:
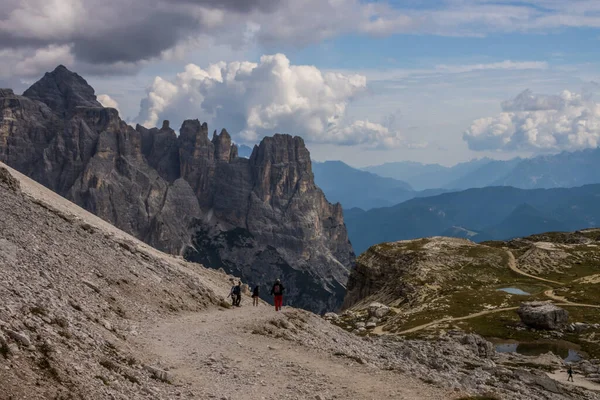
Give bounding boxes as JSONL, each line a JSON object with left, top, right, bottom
{"left": 2, "top": 0, "right": 600, "bottom": 78}
{"left": 464, "top": 89, "right": 600, "bottom": 152}
{"left": 136, "top": 54, "right": 404, "bottom": 148}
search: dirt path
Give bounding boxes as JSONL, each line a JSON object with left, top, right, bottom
{"left": 135, "top": 304, "right": 454, "bottom": 400}
{"left": 373, "top": 307, "right": 520, "bottom": 336}
{"left": 546, "top": 371, "right": 600, "bottom": 392}
{"left": 506, "top": 250, "right": 563, "bottom": 285}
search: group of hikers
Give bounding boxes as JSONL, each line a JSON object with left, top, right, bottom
{"left": 228, "top": 278, "right": 285, "bottom": 311}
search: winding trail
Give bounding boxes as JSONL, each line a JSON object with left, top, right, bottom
{"left": 506, "top": 250, "right": 563, "bottom": 285}
{"left": 392, "top": 306, "right": 519, "bottom": 335}
{"left": 374, "top": 250, "right": 600, "bottom": 336}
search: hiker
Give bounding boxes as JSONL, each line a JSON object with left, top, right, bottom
{"left": 228, "top": 280, "right": 236, "bottom": 306}
{"left": 567, "top": 365, "right": 574, "bottom": 382}
{"left": 270, "top": 279, "right": 284, "bottom": 311}
{"left": 252, "top": 285, "right": 260, "bottom": 307}
{"left": 233, "top": 281, "right": 242, "bottom": 307}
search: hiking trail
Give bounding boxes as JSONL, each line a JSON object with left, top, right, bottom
{"left": 506, "top": 250, "right": 563, "bottom": 285}
{"left": 134, "top": 304, "right": 455, "bottom": 400}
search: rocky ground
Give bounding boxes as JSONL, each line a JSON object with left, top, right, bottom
{"left": 1, "top": 163, "right": 599, "bottom": 399}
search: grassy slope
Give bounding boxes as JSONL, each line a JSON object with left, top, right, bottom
{"left": 346, "top": 233, "right": 600, "bottom": 358}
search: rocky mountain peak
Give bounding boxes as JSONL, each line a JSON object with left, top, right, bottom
{"left": 22, "top": 65, "right": 101, "bottom": 115}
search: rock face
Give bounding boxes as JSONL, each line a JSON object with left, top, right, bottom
{"left": 517, "top": 301, "right": 569, "bottom": 330}
{"left": 0, "top": 66, "right": 355, "bottom": 313}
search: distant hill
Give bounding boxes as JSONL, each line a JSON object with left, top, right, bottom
{"left": 236, "top": 144, "right": 254, "bottom": 158}
{"left": 363, "top": 159, "right": 492, "bottom": 190}
{"left": 344, "top": 185, "right": 600, "bottom": 254}
{"left": 312, "top": 161, "right": 414, "bottom": 210}
{"left": 494, "top": 148, "right": 600, "bottom": 189}
{"left": 447, "top": 158, "right": 522, "bottom": 189}
{"left": 363, "top": 148, "right": 600, "bottom": 191}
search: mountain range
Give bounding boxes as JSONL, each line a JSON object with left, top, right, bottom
{"left": 312, "top": 160, "right": 449, "bottom": 210}
{"left": 363, "top": 158, "right": 494, "bottom": 191}
{"left": 363, "top": 149, "right": 600, "bottom": 192}
{"left": 311, "top": 148, "right": 600, "bottom": 213}
{"left": 0, "top": 65, "right": 355, "bottom": 313}
{"left": 344, "top": 184, "right": 600, "bottom": 254}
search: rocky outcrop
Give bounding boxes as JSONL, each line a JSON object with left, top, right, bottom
{"left": 23, "top": 65, "right": 102, "bottom": 115}
{"left": 0, "top": 66, "right": 355, "bottom": 313}
{"left": 517, "top": 301, "right": 569, "bottom": 330}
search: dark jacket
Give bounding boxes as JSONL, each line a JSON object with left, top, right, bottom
{"left": 270, "top": 282, "right": 284, "bottom": 295}
{"left": 252, "top": 286, "right": 259, "bottom": 297}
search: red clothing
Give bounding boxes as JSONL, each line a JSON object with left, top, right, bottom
{"left": 274, "top": 294, "right": 283, "bottom": 311}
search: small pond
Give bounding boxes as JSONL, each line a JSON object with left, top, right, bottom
{"left": 497, "top": 287, "right": 531, "bottom": 295}
{"left": 495, "top": 342, "right": 582, "bottom": 362}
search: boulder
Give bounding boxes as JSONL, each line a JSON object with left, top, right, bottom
{"left": 517, "top": 301, "right": 569, "bottom": 330}
{"left": 6, "top": 329, "right": 31, "bottom": 347}
{"left": 323, "top": 312, "right": 339, "bottom": 320}
{"left": 368, "top": 302, "right": 390, "bottom": 319}
{"left": 144, "top": 365, "right": 171, "bottom": 383}
{"left": 460, "top": 334, "right": 495, "bottom": 358}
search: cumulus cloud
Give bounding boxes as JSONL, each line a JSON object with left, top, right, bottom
{"left": 97, "top": 94, "right": 121, "bottom": 113}
{"left": 135, "top": 54, "right": 404, "bottom": 148}
{"left": 464, "top": 89, "right": 600, "bottom": 152}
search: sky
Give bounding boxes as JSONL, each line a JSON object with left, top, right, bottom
{"left": 1, "top": 0, "right": 600, "bottom": 167}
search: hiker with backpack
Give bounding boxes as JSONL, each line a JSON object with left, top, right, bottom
{"left": 567, "top": 365, "right": 574, "bottom": 382}
{"left": 233, "top": 281, "right": 242, "bottom": 307}
{"left": 228, "top": 280, "right": 236, "bottom": 306}
{"left": 252, "top": 285, "right": 260, "bottom": 307}
{"left": 228, "top": 280, "right": 242, "bottom": 307}
{"left": 270, "top": 279, "right": 284, "bottom": 311}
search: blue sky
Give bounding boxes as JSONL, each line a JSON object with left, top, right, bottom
{"left": 2, "top": 0, "right": 600, "bottom": 166}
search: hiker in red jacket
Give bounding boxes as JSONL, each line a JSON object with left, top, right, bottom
{"left": 270, "top": 279, "right": 284, "bottom": 311}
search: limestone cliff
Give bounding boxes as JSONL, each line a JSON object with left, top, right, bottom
{"left": 0, "top": 66, "right": 355, "bottom": 313}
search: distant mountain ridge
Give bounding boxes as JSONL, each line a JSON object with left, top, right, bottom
{"left": 363, "top": 159, "right": 492, "bottom": 190}
{"left": 363, "top": 148, "right": 600, "bottom": 192}
{"left": 312, "top": 160, "right": 451, "bottom": 210}
{"left": 344, "top": 184, "right": 600, "bottom": 254}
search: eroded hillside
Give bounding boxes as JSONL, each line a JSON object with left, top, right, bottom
{"left": 0, "top": 163, "right": 236, "bottom": 398}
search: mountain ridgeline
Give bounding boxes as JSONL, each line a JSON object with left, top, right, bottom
{"left": 364, "top": 149, "right": 600, "bottom": 192}
{"left": 0, "top": 65, "right": 355, "bottom": 313}
{"left": 345, "top": 185, "right": 600, "bottom": 254}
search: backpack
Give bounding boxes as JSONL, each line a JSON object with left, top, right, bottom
{"left": 273, "top": 284, "right": 281, "bottom": 294}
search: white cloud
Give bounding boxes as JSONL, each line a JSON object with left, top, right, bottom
{"left": 2, "top": 0, "right": 600, "bottom": 77}
{"left": 135, "top": 53, "right": 405, "bottom": 148}
{"left": 464, "top": 89, "right": 600, "bottom": 152}
{"left": 97, "top": 94, "right": 120, "bottom": 113}
{"left": 435, "top": 60, "right": 548, "bottom": 74}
